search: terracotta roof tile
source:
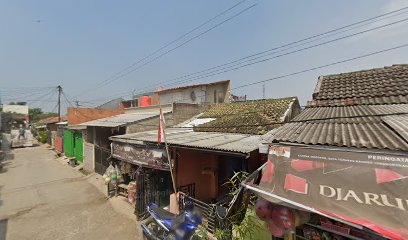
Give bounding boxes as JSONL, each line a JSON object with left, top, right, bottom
{"left": 311, "top": 64, "right": 408, "bottom": 106}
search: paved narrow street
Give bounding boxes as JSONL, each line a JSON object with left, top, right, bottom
{"left": 0, "top": 146, "right": 142, "bottom": 240}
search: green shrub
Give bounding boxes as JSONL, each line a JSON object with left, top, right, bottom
{"left": 39, "top": 131, "right": 48, "bottom": 144}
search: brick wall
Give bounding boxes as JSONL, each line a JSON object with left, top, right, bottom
{"left": 125, "top": 103, "right": 212, "bottom": 134}
{"left": 67, "top": 107, "right": 124, "bottom": 125}
{"left": 172, "top": 103, "right": 212, "bottom": 122}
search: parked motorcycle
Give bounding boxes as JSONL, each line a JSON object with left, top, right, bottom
{"left": 141, "top": 199, "right": 201, "bottom": 240}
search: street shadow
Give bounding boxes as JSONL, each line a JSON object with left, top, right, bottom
{"left": 0, "top": 185, "right": 3, "bottom": 207}
{"left": 4, "top": 153, "right": 14, "bottom": 161}
{"left": 0, "top": 152, "right": 14, "bottom": 174}
{"left": 0, "top": 218, "right": 7, "bottom": 240}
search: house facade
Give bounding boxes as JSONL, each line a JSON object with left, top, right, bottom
{"left": 156, "top": 80, "right": 231, "bottom": 105}
{"left": 250, "top": 64, "right": 408, "bottom": 239}
{"left": 80, "top": 103, "right": 210, "bottom": 174}
{"left": 62, "top": 106, "right": 125, "bottom": 163}
{"left": 109, "top": 96, "right": 301, "bottom": 228}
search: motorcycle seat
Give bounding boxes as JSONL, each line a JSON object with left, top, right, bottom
{"left": 149, "top": 204, "right": 176, "bottom": 220}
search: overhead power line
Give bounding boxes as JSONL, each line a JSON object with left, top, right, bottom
{"left": 63, "top": 42, "right": 408, "bottom": 129}
{"left": 29, "top": 88, "right": 58, "bottom": 110}
{"left": 132, "top": 6, "right": 408, "bottom": 95}
{"left": 104, "top": 0, "right": 248, "bottom": 82}
{"left": 129, "top": 42, "right": 408, "bottom": 105}
{"left": 129, "top": 15, "right": 408, "bottom": 98}
{"left": 86, "top": 3, "right": 257, "bottom": 93}
{"left": 233, "top": 43, "right": 408, "bottom": 90}
{"left": 81, "top": 5, "right": 408, "bottom": 104}
{"left": 76, "top": 0, "right": 256, "bottom": 97}
{"left": 158, "top": 42, "right": 408, "bottom": 105}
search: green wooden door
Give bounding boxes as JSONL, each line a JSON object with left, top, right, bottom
{"left": 73, "top": 132, "right": 83, "bottom": 163}
{"left": 63, "top": 130, "right": 74, "bottom": 157}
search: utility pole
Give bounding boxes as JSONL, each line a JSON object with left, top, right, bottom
{"left": 131, "top": 89, "right": 136, "bottom": 107}
{"left": 57, "top": 85, "right": 62, "bottom": 122}
{"left": 263, "top": 83, "right": 266, "bottom": 99}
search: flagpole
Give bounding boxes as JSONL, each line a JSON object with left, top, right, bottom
{"left": 159, "top": 103, "right": 177, "bottom": 194}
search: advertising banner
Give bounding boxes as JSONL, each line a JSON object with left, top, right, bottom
{"left": 112, "top": 142, "right": 169, "bottom": 170}
{"left": 255, "top": 145, "right": 408, "bottom": 239}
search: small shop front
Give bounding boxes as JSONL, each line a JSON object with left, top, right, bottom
{"left": 107, "top": 141, "right": 173, "bottom": 220}
{"left": 244, "top": 144, "right": 408, "bottom": 240}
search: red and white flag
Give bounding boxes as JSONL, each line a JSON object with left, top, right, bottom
{"left": 158, "top": 109, "right": 165, "bottom": 143}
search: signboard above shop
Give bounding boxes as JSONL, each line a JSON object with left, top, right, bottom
{"left": 248, "top": 144, "right": 408, "bottom": 240}
{"left": 111, "top": 142, "right": 169, "bottom": 171}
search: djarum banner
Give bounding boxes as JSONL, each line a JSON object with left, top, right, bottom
{"left": 254, "top": 145, "right": 408, "bottom": 239}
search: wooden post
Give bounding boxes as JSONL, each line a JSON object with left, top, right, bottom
{"left": 160, "top": 106, "right": 177, "bottom": 194}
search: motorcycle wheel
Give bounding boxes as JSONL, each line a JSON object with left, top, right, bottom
{"left": 143, "top": 219, "right": 163, "bottom": 240}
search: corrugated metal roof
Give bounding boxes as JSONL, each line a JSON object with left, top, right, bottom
{"left": 382, "top": 114, "right": 408, "bottom": 142}
{"left": 66, "top": 125, "right": 87, "bottom": 130}
{"left": 110, "top": 128, "right": 261, "bottom": 153}
{"left": 292, "top": 104, "right": 408, "bottom": 123}
{"left": 79, "top": 111, "right": 171, "bottom": 127}
{"left": 308, "top": 95, "right": 408, "bottom": 107}
{"left": 263, "top": 104, "right": 408, "bottom": 151}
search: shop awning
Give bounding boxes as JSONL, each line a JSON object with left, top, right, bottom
{"left": 111, "top": 141, "right": 169, "bottom": 170}
{"left": 244, "top": 144, "right": 408, "bottom": 240}
{"left": 66, "top": 125, "right": 86, "bottom": 130}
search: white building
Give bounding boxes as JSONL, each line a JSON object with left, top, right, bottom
{"left": 156, "top": 80, "right": 231, "bottom": 105}
{"left": 3, "top": 104, "right": 29, "bottom": 115}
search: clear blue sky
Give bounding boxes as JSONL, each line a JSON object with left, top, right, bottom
{"left": 1, "top": 0, "right": 408, "bottom": 112}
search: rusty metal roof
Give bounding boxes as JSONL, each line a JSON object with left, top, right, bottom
{"left": 262, "top": 104, "right": 408, "bottom": 151}
{"left": 310, "top": 64, "right": 408, "bottom": 106}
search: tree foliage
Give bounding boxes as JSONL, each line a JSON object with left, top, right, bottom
{"left": 29, "top": 108, "right": 58, "bottom": 123}
{"left": 193, "top": 171, "right": 264, "bottom": 240}
{"left": 9, "top": 101, "right": 27, "bottom": 105}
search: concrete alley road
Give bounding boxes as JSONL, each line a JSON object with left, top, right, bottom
{"left": 0, "top": 146, "right": 142, "bottom": 240}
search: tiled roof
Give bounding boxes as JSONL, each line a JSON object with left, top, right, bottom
{"left": 262, "top": 104, "right": 408, "bottom": 151}
{"left": 310, "top": 64, "right": 408, "bottom": 106}
{"left": 195, "top": 97, "right": 299, "bottom": 135}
